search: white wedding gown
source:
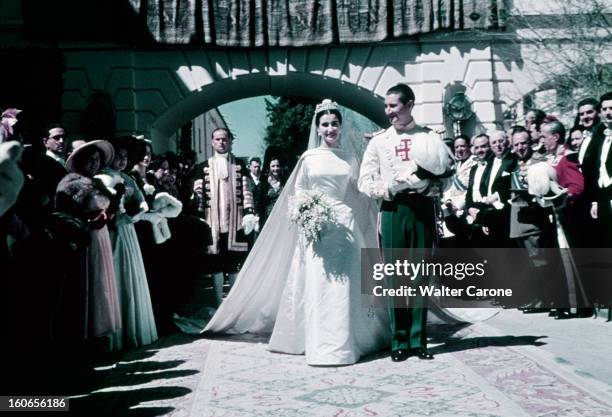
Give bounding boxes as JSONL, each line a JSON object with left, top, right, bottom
{"left": 204, "top": 147, "right": 391, "bottom": 365}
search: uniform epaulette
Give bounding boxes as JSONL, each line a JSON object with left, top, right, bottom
{"left": 363, "top": 129, "right": 386, "bottom": 140}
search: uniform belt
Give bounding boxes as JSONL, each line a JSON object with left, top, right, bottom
{"left": 387, "top": 192, "right": 433, "bottom": 206}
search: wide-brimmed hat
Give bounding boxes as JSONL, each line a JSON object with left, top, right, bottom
{"left": 1, "top": 108, "right": 22, "bottom": 119}
{"left": 66, "top": 140, "right": 114, "bottom": 173}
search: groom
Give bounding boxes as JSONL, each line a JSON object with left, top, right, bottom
{"left": 359, "top": 84, "right": 451, "bottom": 361}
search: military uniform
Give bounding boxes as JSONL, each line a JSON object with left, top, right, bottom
{"left": 444, "top": 155, "right": 477, "bottom": 212}
{"left": 359, "top": 121, "right": 451, "bottom": 353}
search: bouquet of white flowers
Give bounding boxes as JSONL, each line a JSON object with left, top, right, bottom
{"left": 289, "top": 190, "right": 338, "bottom": 244}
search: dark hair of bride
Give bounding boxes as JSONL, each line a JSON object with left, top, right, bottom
{"left": 315, "top": 108, "right": 343, "bottom": 126}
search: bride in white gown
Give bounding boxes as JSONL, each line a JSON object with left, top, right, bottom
{"left": 197, "top": 99, "right": 480, "bottom": 364}
{"left": 203, "top": 100, "right": 391, "bottom": 365}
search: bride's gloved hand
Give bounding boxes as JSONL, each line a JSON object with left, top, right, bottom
{"left": 242, "top": 214, "right": 259, "bottom": 235}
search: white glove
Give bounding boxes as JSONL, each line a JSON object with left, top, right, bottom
{"left": 370, "top": 181, "right": 389, "bottom": 199}
{"left": 242, "top": 214, "right": 260, "bottom": 235}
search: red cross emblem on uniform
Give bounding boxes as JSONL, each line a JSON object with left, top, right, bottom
{"left": 395, "top": 138, "right": 412, "bottom": 161}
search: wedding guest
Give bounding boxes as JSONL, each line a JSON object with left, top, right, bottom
{"left": 246, "top": 157, "right": 262, "bottom": 206}
{"left": 0, "top": 140, "right": 24, "bottom": 267}
{"left": 191, "top": 128, "right": 257, "bottom": 306}
{"left": 481, "top": 130, "right": 516, "bottom": 247}
{"left": 440, "top": 135, "right": 476, "bottom": 247}
{"left": 151, "top": 154, "right": 180, "bottom": 199}
{"left": 568, "top": 126, "right": 585, "bottom": 153}
{"left": 0, "top": 141, "right": 24, "bottom": 219}
{"left": 525, "top": 109, "right": 546, "bottom": 152}
{"left": 68, "top": 139, "right": 87, "bottom": 157}
{"left": 588, "top": 92, "right": 612, "bottom": 246}
{"left": 575, "top": 98, "right": 600, "bottom": 166}
{"left": 257, "top": 157, "right": 285, "bottom": 227}
{"left": 0, "top": 108, "right": 21, "bottom": 142}
{"left": 60, "top": 140, "right": 122, "bottom": 347}
{"left": 43, "top": 123, "right": 68, "bottom": 166}
{"left": 102, "top": 136, "right": 158, "bottom": 350}
{"left": 130, "top": 139, "right": 153, "bottom": 195}
{"left": 508, "top": 128, "right": 560, "bottom": 312}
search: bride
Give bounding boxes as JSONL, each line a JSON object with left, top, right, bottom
{"left": 202, "top": 99, "right": 391, "bottom": 365}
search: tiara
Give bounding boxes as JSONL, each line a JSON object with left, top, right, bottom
{"left": 315, "top": 99, "right": 339, "bottom": 114}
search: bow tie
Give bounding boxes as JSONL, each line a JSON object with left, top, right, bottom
{"left": 478, "top": 161, "right": 487, "bottom": 167}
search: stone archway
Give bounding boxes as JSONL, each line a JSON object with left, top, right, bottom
{"left": 150, "top": 71, "right": 387, "bottom": 145}
{"left": 61, "top": 40, "right": 505, "bottom": 148}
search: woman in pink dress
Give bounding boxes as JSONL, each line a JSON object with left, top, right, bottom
{"left": 61, "top": 140, "right": 122, "bottom": 346}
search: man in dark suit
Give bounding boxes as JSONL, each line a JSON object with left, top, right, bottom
{"left": 464, "top": 134, "right": 492, "bottom": 246}
{"left": 578, "top": 92, "right": 612, "bottom": 308}
{"left": 589, "top": 92, "right": 612, "bottom": 247}
{"left": 245, "top": 157, "right": 262, "bottom": 243}
{"left": 576, "top": 98, "right": 601, "bottom": 167}
{"left": 246, "top": 157, "right": 262, "bottom": 206}
{"left": 480, "top": 130, "right": 516, "bottom": 247}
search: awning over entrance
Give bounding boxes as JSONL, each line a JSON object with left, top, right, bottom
{"left": 132, "top": 0, "right": 507, "bottom": 47}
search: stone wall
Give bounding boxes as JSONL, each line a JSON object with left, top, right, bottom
{"left": 60, "top": 36, "right": 506, "bottom": 149}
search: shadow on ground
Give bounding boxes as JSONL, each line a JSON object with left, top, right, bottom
{"left": 3, "top": 333, "right": 203, "bottom": 416}
{"left": 428, "top": 323, "right": 548, "bottom": 355}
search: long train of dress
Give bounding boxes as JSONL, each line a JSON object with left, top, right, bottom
{"left": 195, "top": 147, "right": 482, "bottom": 364}
{"left": 204, "top": 148, "right": 391, "bottom": 364}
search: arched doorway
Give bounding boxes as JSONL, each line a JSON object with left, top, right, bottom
{"left": 150, "top": 71, "right": 388, "bottom": 146}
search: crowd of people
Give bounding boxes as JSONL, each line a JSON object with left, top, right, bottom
{"left": 1, "top": 120, "right": 216, "bottom": 357}
{"left": 439, "top": 94, "right": 612, "bottom": 319}
{"left": 0, "top": 108, "right": 295, "bottom": 360}
{"left": 1, "top": 88, "right": 611, "bottom": 365}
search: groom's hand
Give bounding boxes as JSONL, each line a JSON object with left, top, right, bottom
{"left": 368, "top": 179, "right": 389, "bottom": 199}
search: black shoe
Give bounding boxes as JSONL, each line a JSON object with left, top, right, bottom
{"left": 409, "top": 347, "right": 434, "bottom": 360}
{"left": 554, "top": 311, "right": 573, "bottom": 320}
{"left": 522, "top": 307, "right": 550, "bottom": 314}
{"left": 391, "top": 349, "right": 410, "bottom": 362}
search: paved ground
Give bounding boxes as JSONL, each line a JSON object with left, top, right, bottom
{"left": 487, "top": 308, "right": 612, "bottom": 385}
{"left": 9, "top": 306, "right": 611, "bottom": 417}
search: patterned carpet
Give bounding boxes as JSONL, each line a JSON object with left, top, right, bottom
{"left": 76, "top": 321, "right": 612, "bottom": 417}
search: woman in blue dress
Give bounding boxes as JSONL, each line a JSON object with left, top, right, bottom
{"left": 103, "top": 136, "right": 158, "bottom": 350}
